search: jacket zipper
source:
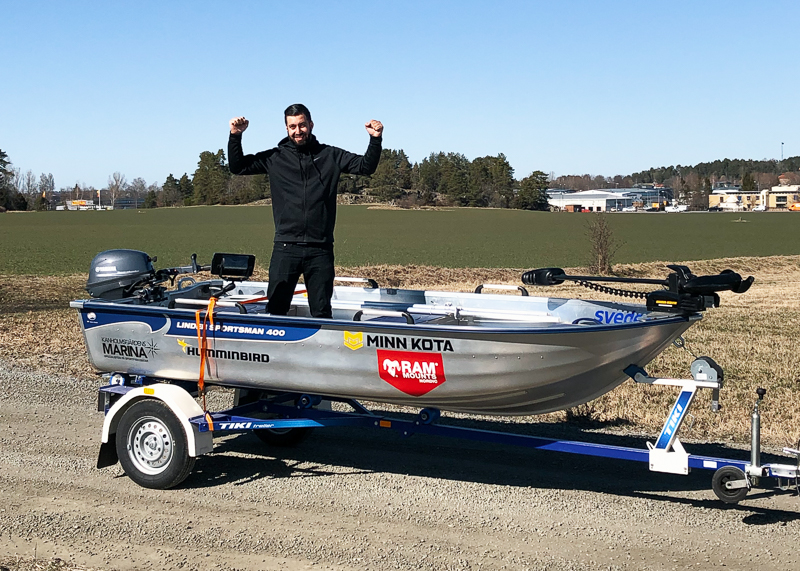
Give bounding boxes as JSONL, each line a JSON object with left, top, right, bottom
{"left": 301, "top": 152, "right": 308, "bottom": 242}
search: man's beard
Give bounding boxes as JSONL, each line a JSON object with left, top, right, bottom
{"left": 293, "top": 131, "right": 312, "bottom": 147}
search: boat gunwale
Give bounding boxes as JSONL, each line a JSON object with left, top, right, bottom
{"left": 71, "top": 297, "right": 699, "bottom": 338}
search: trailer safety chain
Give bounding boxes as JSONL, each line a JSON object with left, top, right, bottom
{"left": 574, "top": 280, "right": 647, "bottom": 299}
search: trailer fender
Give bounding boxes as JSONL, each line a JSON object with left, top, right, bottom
{"left": 100, "top": 384, "right": 214, "bottom": 460}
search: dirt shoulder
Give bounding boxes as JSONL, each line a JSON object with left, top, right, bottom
{"left": 1, "top": 258, "right": 800, "bottom": 570}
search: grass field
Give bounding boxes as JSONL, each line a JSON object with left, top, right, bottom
{"left": 1, "top": 205, "right": 800, "bottom": 274}
{"left": 3, "top": 204, "right": 800, "bottom": 449}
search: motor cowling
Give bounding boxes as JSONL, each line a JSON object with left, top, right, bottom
{"left": 86, "top": 249, "right": 155, "bottom": 299}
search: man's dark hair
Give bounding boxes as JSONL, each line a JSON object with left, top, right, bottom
{"left": 284, "top": 103, "right": 312, "bottom": 124}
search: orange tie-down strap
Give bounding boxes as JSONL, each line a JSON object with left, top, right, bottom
{"left": 195, "top": 297, "right": 217, "bottom": 417}
{"left": 192, "top": 289, "right": 308, "bottom": 429}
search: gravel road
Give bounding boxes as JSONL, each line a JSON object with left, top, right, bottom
{"left": 1, "top": 356, "right": 799, "bottom": 571}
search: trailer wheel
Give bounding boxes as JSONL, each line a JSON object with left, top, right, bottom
{"left": 116, "top": 400, "right": 195, "bottom": 489}
{"left": 711, "top": 466, "right": 749, "bottom": 504}
{"left": 235, "top": 389, "right": 314, "bottom": 447}
{"left": 254, "top": 426, "right": 313, "bottom": 447}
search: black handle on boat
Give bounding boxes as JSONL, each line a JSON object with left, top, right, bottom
{"left": 474, "top": 284, "right": 529, "bottom": 296}
{"left": 353, "top": 309, "right": 415, "bottom": 324}
{"left": 334, "top": 276, "right": 380, "bottom": 289}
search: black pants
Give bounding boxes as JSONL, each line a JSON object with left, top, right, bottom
{"left": 267, "top": 242, "right": 335, "bottom": 318}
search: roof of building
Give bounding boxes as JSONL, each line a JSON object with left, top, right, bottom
{"left": 547, "top": 189, "right": 635, "bottom": 200}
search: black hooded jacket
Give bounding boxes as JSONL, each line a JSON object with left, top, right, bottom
{"left": 228, "top": 133, "right": 382, "bottom": 243}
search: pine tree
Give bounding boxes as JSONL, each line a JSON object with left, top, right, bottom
{"left": 144, "top": 190, "right": 158, "bottom": 208}
{"left": 162, "top": 174, "right": 181, "bottom": 206}
{"left": 741, "top": 172, "right": 756, "bottom": 192}
{"left": 514, "top": 171, "right": 550, "bottom": 210}
{"left": 178, "top": 173, "right": 193, "bottom": 205}
{"left": 192, "top": 150, "right": 230, "bottom": 205}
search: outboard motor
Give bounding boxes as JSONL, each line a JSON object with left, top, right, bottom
{"left": 85, "top": 249, "right": 256, "bottom": 302}
{"left": 86, "top": 249, "right": 156, "bottom": 300}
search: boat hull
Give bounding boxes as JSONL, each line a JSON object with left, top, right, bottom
{"left": 72, "top": 288, "right": 695, "bottom": 415}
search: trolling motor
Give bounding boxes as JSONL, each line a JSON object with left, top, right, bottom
{"left": 86, "top": 249, "right": 255, "bottom": 302}
{"left": 521, "top": 265, "right": 754, "bottom": 314}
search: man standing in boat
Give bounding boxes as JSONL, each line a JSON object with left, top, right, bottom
{"left": 228, "top": 104, "right": 383, "bottom": 318}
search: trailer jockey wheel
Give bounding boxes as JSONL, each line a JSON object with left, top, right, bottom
{"left": 116, "top": 400, "right": 195, "bottom": 489}
{"left": 711, "top": 466, "right": 749, "bottom": 504}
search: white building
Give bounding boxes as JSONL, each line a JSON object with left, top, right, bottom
{"left": 547, "top": 190, "right": 634, "bottom": 212}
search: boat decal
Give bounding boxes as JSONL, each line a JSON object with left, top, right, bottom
{"left": 166, "top": 320, "right": 317, "bottom": 342}
{"left": 176, "top": 339, "right": 270, "bottom": 363}
{"left": 377, "top": 349, "right": 446, "bottom": 396}
{"left": 593, "top": 310, "right": 644, "bottom": 324}
{"left": 101, "top": 337, "right": 159, "bottom": 362}
{"left": 365, "top": 334, "right": 454, "bottom": 352}
{"left": 82, "top": 310, "right": 168, "bottom": 333}
{"left": 344, "top": 331, "right": 363, "bottom": 350}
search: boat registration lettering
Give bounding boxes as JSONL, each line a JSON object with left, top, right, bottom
{"left": 593, "top": 310, "right": 643, "bottom": 324}
{"left": 377, "top": 350, "right": 446, "bottom": 397}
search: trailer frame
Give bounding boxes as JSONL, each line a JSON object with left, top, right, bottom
{"left": 95, "top": 360, "right": 800, "bottom": 504}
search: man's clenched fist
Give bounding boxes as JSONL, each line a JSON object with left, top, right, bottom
{"left": 365, "top": 120, "right": 383, "bottom": 138}
{"left": 230, "top": 116, "right": 249, "bottom": 135}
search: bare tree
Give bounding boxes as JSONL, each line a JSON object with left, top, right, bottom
{"left": 10, "top": 168, "right": 23, "bottom": 195}
{"left": 756, "top": 173, "right": 778, "bottom": 190}
{"left": 107, "top": 172, "right": 127, "bottom": 209}
{"left": 586, "top": 214, "right": 620, "bottom": 274}
{"left": 39, "top": 173, "right": 55, "bottom": 200}
{"left": 129, "top": 177, "right": 147, "bottom": 208}
{"left": 23, "top": 170, "right": 38, "bottom": 209}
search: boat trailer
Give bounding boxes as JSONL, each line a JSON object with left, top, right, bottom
{"left": 96, "top": 356, "right": 800, "bottom": 504}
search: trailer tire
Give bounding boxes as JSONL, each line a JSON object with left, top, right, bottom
{"left": 235, "top": 389, "right": 314, "bottom": 447}
{"left": 116, "top": 399, "right": 195, "bottom": 489}
{"left": 711, "top": 466, "right": 748, "bottom": 504}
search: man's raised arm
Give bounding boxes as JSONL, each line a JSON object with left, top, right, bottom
{"left": 228, "top": 116, "right": 270, "bottom": 175}
{"left": 340, "top": 120, "right": 384, "bottom": 176}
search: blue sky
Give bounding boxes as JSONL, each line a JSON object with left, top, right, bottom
{"left": 2, "top": 1, "right": 798, "bottom": 190}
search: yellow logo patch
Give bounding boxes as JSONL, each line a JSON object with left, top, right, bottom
{"left": 344, "top": 331, "right": 363, "bottom": 350}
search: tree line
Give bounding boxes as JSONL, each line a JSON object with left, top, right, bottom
{"left": 2, "top": 145, "right": 799, "bottom": 213}
{"left": 549, "top": 156, "right": 800, "bottom": 209}
{"left": 0, "top": 149, "right": 163, "bottom": 211}
{"left": 0, "top": 149, "right": 55, "bottom": 211}
{"left": 156, "top": 148, "right": 550, "bottom": 211}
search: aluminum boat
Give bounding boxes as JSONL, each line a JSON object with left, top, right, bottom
{"left": 70, "top": 250, "right": 751, "bottom": 415}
